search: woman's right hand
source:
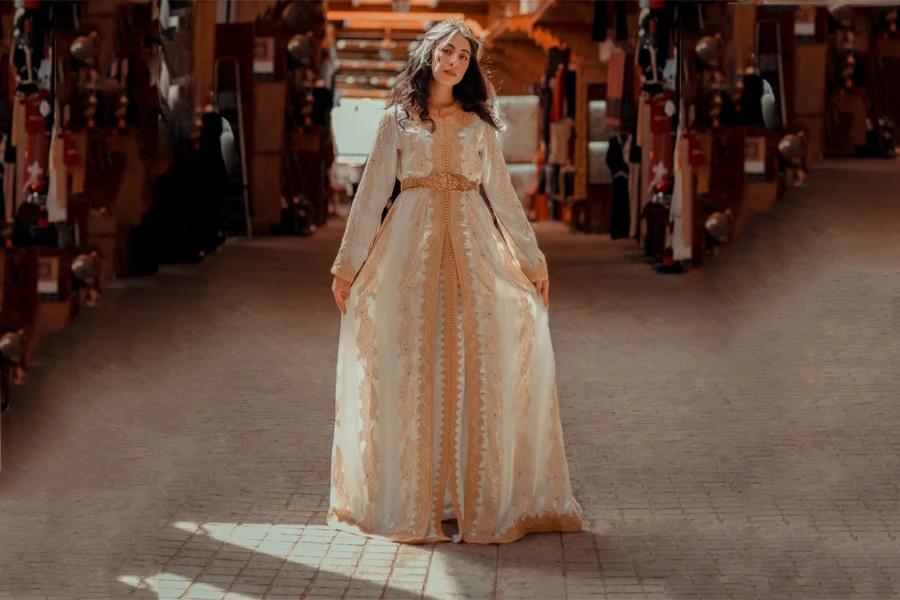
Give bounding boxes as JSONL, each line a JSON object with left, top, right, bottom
{"left": 332, "top": 276, "right": 351, "bottom": 315}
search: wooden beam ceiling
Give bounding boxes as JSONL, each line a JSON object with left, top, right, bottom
{"left": 327, "top": 0, "right": 586, "bottom": 98}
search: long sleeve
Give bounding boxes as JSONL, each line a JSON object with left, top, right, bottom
{"left": 331, "top": 107, "right": 400, "bottom": 282}
{"left": 480, "top": 124, "right": 549, "bottom": 282}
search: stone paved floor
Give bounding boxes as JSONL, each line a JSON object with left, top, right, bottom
{"left": 0, "top": 158, "right": 898, "bottom": 600}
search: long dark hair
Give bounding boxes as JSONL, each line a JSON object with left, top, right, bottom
{"left": 390, "top": 18, "right": 503, "bottom": 132}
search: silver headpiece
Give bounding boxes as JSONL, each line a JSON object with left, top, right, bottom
{"left": 437, "top": 16, "right": 472, "bottom": 35}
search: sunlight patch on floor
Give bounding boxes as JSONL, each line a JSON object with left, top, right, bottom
{"left": 115, "top": 522, "right": 425, "bottom": 600}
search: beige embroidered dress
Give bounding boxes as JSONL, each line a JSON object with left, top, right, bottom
{"left": 329, "top": 103, "right": 582, "bottom": 544}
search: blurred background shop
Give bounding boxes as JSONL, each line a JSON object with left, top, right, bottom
{"left": 1, "top": 3, "right": 899, "bottom": 598}
{"left": 0, "top": 0, "right": 897, "bottom": 410}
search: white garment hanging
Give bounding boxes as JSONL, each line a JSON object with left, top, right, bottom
{"left": 670, "top": 123, "right": 692, "bottom": 262}
{"left": 46, "top": 129, "right": 64, "bottom": 222}
{"left": 46, "top": 97, "right": 67, "bottom": 222}
{"left": 547, "top": 118, "right": 573, "bottom": 166}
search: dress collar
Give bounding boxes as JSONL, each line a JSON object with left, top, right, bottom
{"left": 432, "top": 102, "right": 461, "bottom": 118}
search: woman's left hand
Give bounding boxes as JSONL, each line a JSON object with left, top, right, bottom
{"left": 535, "top": 279, "right": 549, "bottom": 308}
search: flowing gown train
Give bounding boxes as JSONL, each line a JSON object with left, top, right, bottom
{"left": 329, "top": 103, "right": 582, "bottom": 543}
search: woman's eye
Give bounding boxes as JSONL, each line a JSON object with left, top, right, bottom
{"left": 461, "top": 55, "right": 469, "bottom": 61}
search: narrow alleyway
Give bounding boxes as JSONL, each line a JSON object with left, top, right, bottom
{"left": 0, "top": 159, "right": 898, "bottom": 600}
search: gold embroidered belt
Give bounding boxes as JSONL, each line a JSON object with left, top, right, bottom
{"left": 401, "top": 172, "right": 478, "bottom": 193}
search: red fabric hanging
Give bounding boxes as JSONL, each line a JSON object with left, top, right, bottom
{"left": 606, "top": 51, "right": 627, "bottom": 128}
{"left": 22, "top": 92, "right": 51, "bottom": 193}
{"left": 62, "top": 131, "right": 81, "bottom": 167}
{"left": 687, "top": 132, "right": 706, "bottom": 170}
{"left": 550, "top": 66, "right": 565, "bottom": 122}
{"left": 648, "top": 131, "right": 674, "bottom": 193}
{"left": 23, "top": 130, "right": 50, "bottom": 193}
{"left": 24, "top": 94, "right": 47, "bottom": 134}
{"left": 647, "top": 94, "right": 675, "bottom": 194}
{"left": 648, "top": 91, "right": 674, "bottom": 134}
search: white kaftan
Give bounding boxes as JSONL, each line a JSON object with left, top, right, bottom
{"left": 329, "top": 102, "right": 582, "bottom": 544}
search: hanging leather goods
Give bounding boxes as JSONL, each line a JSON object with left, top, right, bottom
{"left": 647, "top": 130, "right": 674, "bottom": 194}
{"left": 21, "top": 91, "right": 51, "bottom": 193}
{"left": 650, "top": 106, "right": 670, "bottom": 133}
{"left": 687, "top": 131, "right": 706, "bottom": 172}
{"left": 646, "top": 89, "right": 675, "bottom": 193}
{"left": 24, "top": 94, "right": 47, "bottom": 134}
{"left": 22, "top": 130, "right": 49, "bottom": 193}
{"left": 85, "top": 95, "right": 98, "bottom": 130}
{"left": 62, "top": 131, "right": 81, "bottom": 167}
{"left": 649, "top": 89, "right": 674, "bottom": 134}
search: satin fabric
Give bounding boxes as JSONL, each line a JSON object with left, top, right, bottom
{"left": 329, "top": 104, "right": 582, "bottom": 544}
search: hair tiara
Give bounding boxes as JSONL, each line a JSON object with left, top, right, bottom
{"left": 438, "top": 16, "right": 472, "bottom": 35}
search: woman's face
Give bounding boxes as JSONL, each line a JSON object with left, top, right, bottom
{"left": 431, "top": 31, "right": 472, "bottom": 88}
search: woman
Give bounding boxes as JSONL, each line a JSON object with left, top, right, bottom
{"left": 329, "top": 17, "right": 582, "bottom": 544}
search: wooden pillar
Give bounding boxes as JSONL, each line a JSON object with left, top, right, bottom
{"left": 574, "top": 59, "right": 607, "bottom": 201}
{"left": 793, "top": 8, "right": 828, "bottom": 162}
{"left": 192, "top": 0, "right": 218, "bottom": 111}
{"left": 83, "top": 0, "right": 119, "bottom": 62}
{"left": 252, "top": 81, "right": 286, "bottom": 231}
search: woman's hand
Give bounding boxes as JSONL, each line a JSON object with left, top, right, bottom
{"left": 332, "top": 276, "right": 351, "bottom": 315}
{"left": 535, "top": 279, "right": 549, "bottom": 308}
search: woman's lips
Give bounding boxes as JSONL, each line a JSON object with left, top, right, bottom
{"left": 444, "top": 70, "right": 457, "bottom": 77}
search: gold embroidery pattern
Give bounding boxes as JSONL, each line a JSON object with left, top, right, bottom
{"left": 402, "top": 172, "right": 479, "bottom": 193}
{"left": 332, "top": 263, "right": 356, "bottom": 284}
{"left": 452, "top": 285, "right": 466, "bottom": 518}
{"left": 450, "top": 223, "right": 583, "bottom": 542}
{"left": 400, "top": 109, "right": 434, "bottom": 179}
{"left": 433, "top": 224, "right": 457, "bottom": 536}
{"left": 546, "top": 380, "right": 568, "bottom": 508}
{"left": 331, "top": 208, "right": 397, "bottom": 528}
{"left": 331, "top": 507, "right": 581, "bottom": 546}
{"left": 488, "top": 511, "right": 583, "bottom": 544}
{"left": 492, "top": 216, "right": 548, "bottom": 285}
{"left": 512, "top": 297, "right": 535, "bottom": 519}
{"left": 331, "top": 504, "right": 581, "bottom": 546}
{"left": 331, "top": 359, "right": 349, "bottom": 513}
{"left": 459, "top": 118, "right": 481, "bottom": 178}
{"left": 431, "top": 109, "right": 469, "bottom": 535}
{"left": 431, "top": 111, "right": 484, "bottom": 538}
{"left": 493, "top": 221, "right": 534, "bottom": 294}
{"left": 471, "top": 201, "right": 505, "bottom": 538}
{"left": 395, "top": 199, "right": 428, "bottom": 533}
{"left": 455, "top": 194, "right": 488, "bottom": 540}
{"left": 328, "top": 508, "right": 446, "bottom": 545}
{"left": 431, "top": 262, "right": 447, "bottom": 538}
{"left": 332, "top": 108, "right": 397, "bottom": 281}
{"left": 353, "top": 220, "right": 391, "bottom": 529}
{"left": 331, "top": 105, "right": 582, "bottom": 545}
{"left": 415, "top": 199, "right": 443, "bottom": 539}
{"left": 522, "top": 261, "right": 549, "bottom": 283}
{"left": 331, "top": 443, "right": 348, "bottom": 514}
{"left": 482, "top": 123, "right": 549, "bottom": 283}
{"left": 444, "top": 113, "right": 469, "bottom": 532}
{"left": 484, "top": 383, "right": 582, "bottom": 544}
